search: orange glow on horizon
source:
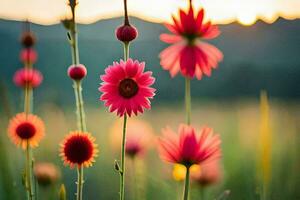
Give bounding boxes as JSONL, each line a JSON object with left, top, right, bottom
{"left": 0, "top": 0, "right": 299, "bottom": 26}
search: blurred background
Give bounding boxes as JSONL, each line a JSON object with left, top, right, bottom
{"left": 0, "top": 0, "right": 299, "bottom": 199}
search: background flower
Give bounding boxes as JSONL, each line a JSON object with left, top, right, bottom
{"left": 7, "top": 112, "right": 45, "bottom": 149}
{"left": 159, "top": 6, "right": 223, "bottom": 79}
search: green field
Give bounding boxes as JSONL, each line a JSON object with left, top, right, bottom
{"left": 0, "top": 100, "right": 299, "bottom": 200}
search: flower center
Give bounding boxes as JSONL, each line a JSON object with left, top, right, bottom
{"left": 64, "top": 136, "right": 93, "bottom": 165}
{"left": 118, "top": 78, "right": 139, "bottom": 98}
{"left": 16, "top": 122, "right": 36, "bottom": 139}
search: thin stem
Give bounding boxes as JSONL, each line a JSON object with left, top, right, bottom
{"left": 120, "top": 114, "right": 128, "bottom": 200}
{"left": 26, "top": 142, "right": 34, "bottom": 200}
{"left": 76, "top": 166, "right": 84, "bottom": 200}
{"left": 68, "top": 4, "right": 86, "bottom": 200}
{"left": 123, "top": 0, "right": 129, "bottom": 25}
{"left": 124, "top": 42, "right": 129, "bottom": 61}
{"left": 73, "top": 81, "right": 87, "bottom": 132}
{"left": 185, "top": 78, "right": 191, "bottom": 125}
{"left": 183, "top": 166, "right": 190, "bottom": 200}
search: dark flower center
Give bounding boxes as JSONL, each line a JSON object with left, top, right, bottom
{"left": 64, "top": 136, "right": 93, "bottom": 165}
{"left": 118, "top": 78, "right": 139, "bottom": 98}
{"left": 16, "top": 122, "right": 36, "bottom": 139}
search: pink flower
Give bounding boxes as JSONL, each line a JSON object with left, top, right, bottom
{"left": 20, "top": 48, "right": 38, "bottom": 64}
{"left": 192, "top": 161, "right": 222, "bottom": 186}
{"left": 159, "top": 6, "right": 223, "bottom": 80}
{"left": 13, "top": 68, "right": 43, "bottom": 88}
{"left": 158, "top": 124, "right": 221, "bottom": 167}
{"left": 99, "top": 59, "right": 155, "bottom": 117}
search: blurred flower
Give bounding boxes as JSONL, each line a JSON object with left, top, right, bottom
{"left": 20, "top": 48, "right": 38, "bottom": 64}
{"left": 7, "top": 113, "right": 45, "bottom": 149}
{"left": 13, "top": 68, "right": 43, "bottom": 88}
{"left": 193, "top": 161, "right": 222, "bottom": 186}
{"left": 34, "top": 162, "right": 60, "bottom": 186}
{"left": 159, "top": 5, "right": 223, "bottom": 80}
{"left": 21, "top": 32, "right": 36, "bottom": 48}
{"left": 110, "top": 118, "right": 154, "bottom": 158}
{"left": 67, "top": 64, "right": 87, "bottom": 80}
{"left": 60, "top": 131, "right": 98, "bottom": 168}
{"left": 158, "top": 124, "right": 221, "bottom": 167}
{"left": 172, "top": 161, "right": 222, "bottom": 186}
{"left": 172, "top": 164, "right": 200, "bottom": 182}
{"left": 99, "top": 59, "right": 155, "bottom": 117}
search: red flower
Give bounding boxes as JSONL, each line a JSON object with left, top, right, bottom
{"left": 159, "top": 6, "right": 223, "bottom": 79}
{"left": 20, "top": 48, "right": 38, "bottom": 64}
{"left": 99, "top": 59, "right": 155, "bottom": 117}
{"left": 13, "top": 68, "right": 43, "bottom": 88}
{"left": 60, "top": 131, "right": 98, "bottom": 168}
{"left": 158, "top": 124, "right": 221, "bottom": 167}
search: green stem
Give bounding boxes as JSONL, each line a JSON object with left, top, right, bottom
{"left": 73, "top": 81, "right": 87, "bottom": 132}
{"left": 76, "top": 166, "right": 84, "bottom": 200}
{"left": 185, "top": 78, "right": 191, "bottom": 125}
{"left": 26, "top": 141, "right": 34, "bottom": 200}
{"left": 124, "top": 42, "right": 129, "bottom": 61}
{"left": 120, "top": 114, "right": 127, "bottom": 200}
{"left": 68, "top": 4, "right": 86, "bottom": 200}
{"left": 183, "top": 166, "right": 190, "bottom": 200}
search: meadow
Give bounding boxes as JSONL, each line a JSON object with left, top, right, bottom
{"left": 0, "top": 99, "right": 299, "bottom": 199}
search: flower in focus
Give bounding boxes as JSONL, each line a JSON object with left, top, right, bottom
{"left": 34, "top": 162, "right": 61, "bottom": 186}
{"left": 60, "top": 131, "right": 98, "bottom": 168}
{"left": 13, "top": 68, "right": 43, "bottom": 88}
{"left": 159, "top": 5, "right": 223, "bottom": 79}
{"left": 158, "top": 124, "right": 221, "bottom": 167}
{"left": 20, "top": 48, "right": 38, "bottom": 64}
{"left": 67, "top": 64, "right": 87, "bottom": 80}
{"left": 7, "top": 113, "right": 45, "bottom": 149}
{"left": 110, "top": 118, "right": 154, "bottom": 158}
{"left": 99, "top": 59, "right": 155, "bottom": 117}
{"left": 116, "top": 24, "right": 138, "bottom": 43}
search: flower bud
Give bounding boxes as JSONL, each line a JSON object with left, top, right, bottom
{"left": 115, "top": 24, "right": 138, "bottom": 43}
{"left": 13, "top": 68, "right": 43, "bottom": 88}
{"left": 20, "top": 48, "right": 38, "bottom": 64}
{"left": 21, "top": 32, "right": 36, "bottom": 47}
{"left": 67, "top": 64, "right": 87, "bottom": 80}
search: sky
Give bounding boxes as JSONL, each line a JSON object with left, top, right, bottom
{"left": 0, "top": 0, "right": 300, "bottom": 26}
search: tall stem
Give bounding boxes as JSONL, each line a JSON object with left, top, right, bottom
{"left": 185, "top": 78, "right": 191, "bottom": 125}
{"left": 183, "top": 166, "right": 190, "bottom": 200}
{"left": 120, "top": 114, "right": 128, "bottom": 200}
{"left": 68, "top": 4, "right": 86, "bottom": 200}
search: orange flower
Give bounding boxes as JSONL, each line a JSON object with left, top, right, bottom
{"left": 60, "top": 131, "right": 98, "bottom": 168}
{"left": 7, "top": 113, "right": 45, "bottom": 149}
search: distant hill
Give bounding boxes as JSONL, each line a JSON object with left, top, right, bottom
{"left": 0, "top": 17, "right": 299, "bottom": 107}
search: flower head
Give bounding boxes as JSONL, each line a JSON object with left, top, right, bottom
{"left": 99, "top": 59, "right": 155, "bottom": 117}
{"left": 110, "top": 118, "right": 154, "bottom": 158}
{"left": 34, "top": 162, "right": 61, "bottom": 186}
{"left": 20, "top": 48, "right": 38, "bottom": 64}
{"left": 13, "top": 68, "right": 43, "bottom": 88}
{"left": 159, "top": 6, "right": 223, "bottom": 79}
{"left": 7, "top": 113, "right": 45, "bottom": 149}
{"left": 158, "top": 124, "right": 221, "bottom": 167}
{"left": 60, "top": 131, "right": 98, "bottom": 168}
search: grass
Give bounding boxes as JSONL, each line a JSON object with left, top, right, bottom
{"left": 0, "top": 99, "right": 299, "bottom": 200}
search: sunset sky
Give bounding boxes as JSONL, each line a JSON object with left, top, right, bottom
{"left": 0, "top": 0, "right": 300, "bottom": 26}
